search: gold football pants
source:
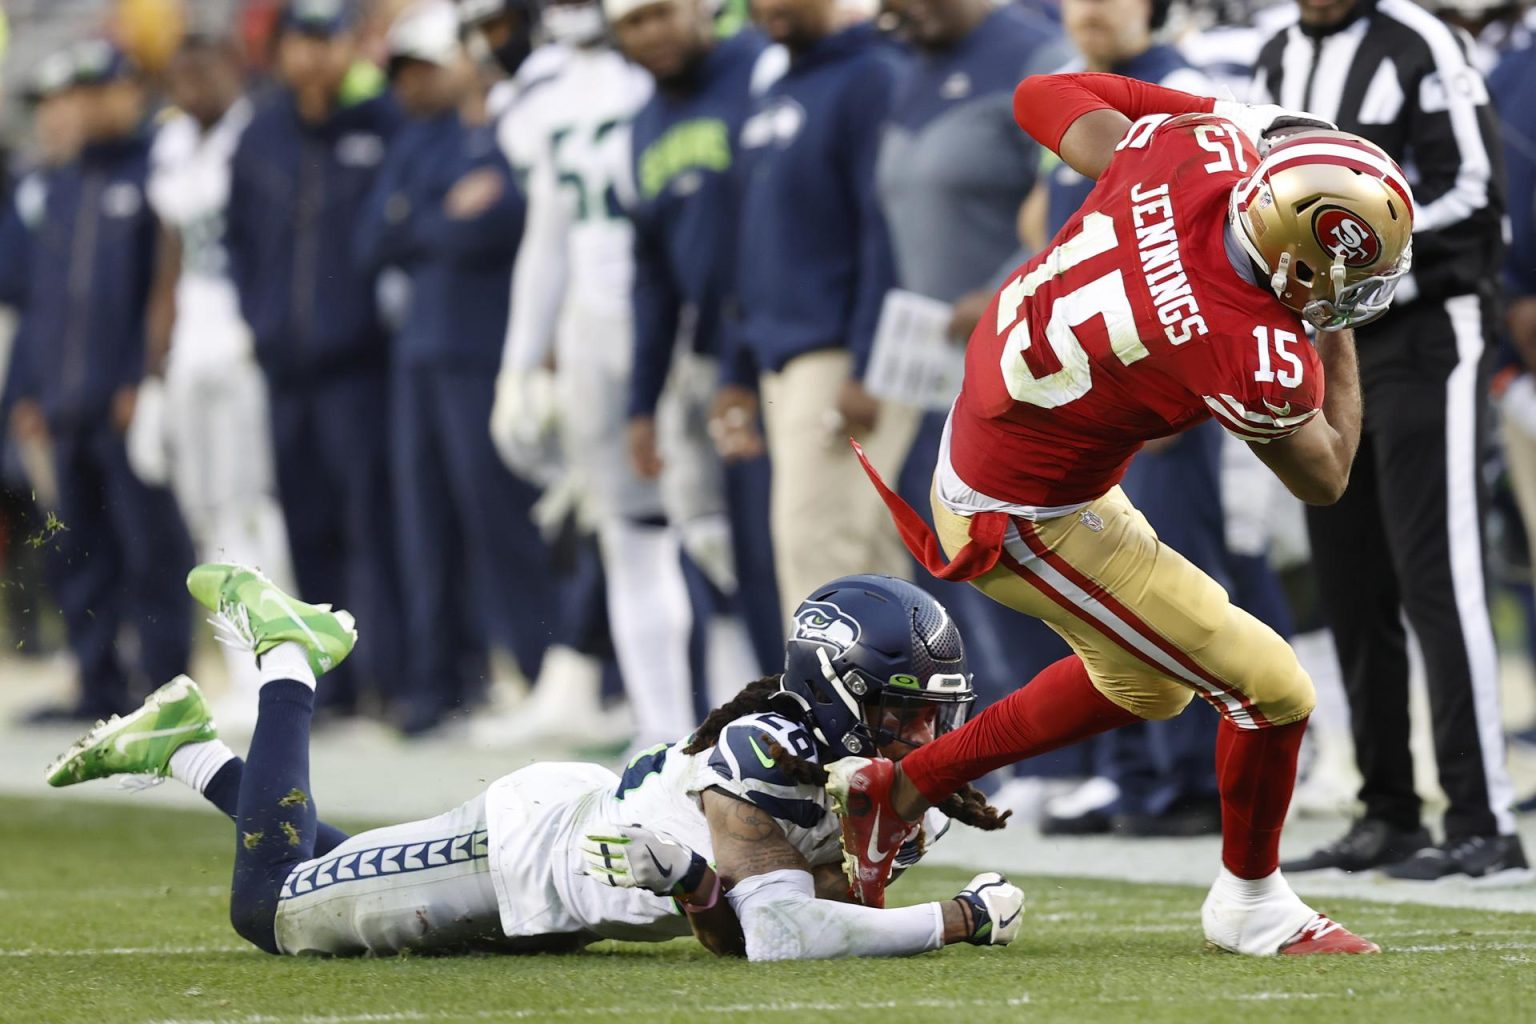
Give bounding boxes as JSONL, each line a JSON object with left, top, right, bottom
{"left": 932, "top": 487, "right": 1314, "bottom": 728}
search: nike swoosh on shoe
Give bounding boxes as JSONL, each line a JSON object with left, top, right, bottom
{"left": 112, "top": 722, "right": 203, "bottom": 755}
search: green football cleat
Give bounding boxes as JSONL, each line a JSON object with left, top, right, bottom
{"left": 45, "top": 675, "right": 217, "bottom": 787}
{"left": 186, "top": 562, "right": 357, "bottom": 679}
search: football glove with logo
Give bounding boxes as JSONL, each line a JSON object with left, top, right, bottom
{"left": 1211, "top": 100, "right": 1336, "bottom": 152}
{"left": 580, "top": 823, "right": 708, "bottom": 898}
{"left": 955, "top": 872, "right": 1026, "bottom": 946}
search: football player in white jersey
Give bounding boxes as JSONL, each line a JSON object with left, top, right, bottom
{"left": 46, "top": 569, "right": 1023, "bottom": 961}
{"left": 487, "top": 0, "right": 739, "bottom": 750}
{"left": 129, "top": 36, "right": 295, "bottom": 711}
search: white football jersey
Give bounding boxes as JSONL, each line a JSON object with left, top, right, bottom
{"left": 147, "top": 99, "right": 254, "bottom": 367}
{"left": 497, "top": 44, "right": 653, "bottom": 371}
{"left": 484, "top": 712, "right": 850, "bottom": 942}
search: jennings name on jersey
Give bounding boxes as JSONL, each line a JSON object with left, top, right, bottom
{"left": 945, "top": 112, "right": 1323, "bottom": 512}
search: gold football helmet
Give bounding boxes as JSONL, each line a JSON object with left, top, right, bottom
{"left": 1229, "top": 129, "right": 1415, "bottom": 331}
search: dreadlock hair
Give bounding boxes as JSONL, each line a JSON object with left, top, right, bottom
{"left": 681, "top": 675, "right": 1011, "bottom": 833}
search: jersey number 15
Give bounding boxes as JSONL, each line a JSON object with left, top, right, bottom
{"left": 996, "top": 212, "right": 1148, "bottom": 409}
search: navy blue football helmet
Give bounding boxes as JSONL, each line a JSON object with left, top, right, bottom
{"left": 775, "top": 575, "right": 974, "bottom": 760}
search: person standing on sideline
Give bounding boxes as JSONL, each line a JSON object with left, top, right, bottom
{"left": 225, "top": 0, "right": 405, "bottom": 720}
{"left": 3, "top": 41, "right": 195, "bottom": 722}
{"left": 1258, "top": 0, "right": 1529, "bottom": 883}
{"left": 130, "top": 35, "right": 296, "bottom": 720}
{"left": 875, "top": 0, "right": 1071, "bottom": 821}
{"left": 488, "top": 0, "right": 706, "bottom": 752}
{"left": 609, "top": 0, "right": 779, "bottom": 696}
{"left": 722, "top": 0, "right": 918, "bottom": 627}
{"left": 356, "top": 0, "right": 557, "bottom": 735}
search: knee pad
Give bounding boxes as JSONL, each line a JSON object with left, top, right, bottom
{"left": 1249, "top": 647, "right": 1316, "bottom": 728}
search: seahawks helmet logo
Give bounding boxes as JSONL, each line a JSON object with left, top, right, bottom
{"left": 792, "top": 601, "right": 861, "bottom": 654}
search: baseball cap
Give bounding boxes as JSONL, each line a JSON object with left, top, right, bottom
{"left": 69, "top": 40, "right": 138, "bottom": 87}
{"left": 281, "top": 0, "right": 357, "bottom": 37}
{"left": 24, "top": 50, "right": 77, "bottom": 103}
{"left": 387, "top": 1, "right": 462, "bottom": 69}
{"left": 601, "top": 0, "right": 674, "bottom": 24}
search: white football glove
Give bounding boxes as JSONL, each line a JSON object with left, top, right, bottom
{"left": 956, "top": 872, "right": 1025, "bottom": 947}
{"left": 125, "top": 375, "right": 172, "bottom": 487}
{"left": 489, "top": 367, "right": 562, "bottom": 483}
{"left": 1211, "top": 100, "right": 1336, "bottom": 152}
{"left": 580, "top": 823, "right": 707, "bottom": 897}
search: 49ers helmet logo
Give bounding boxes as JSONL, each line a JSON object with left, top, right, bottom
{"left": 1312, "top": 206, "right": 1382, "bottom": 268}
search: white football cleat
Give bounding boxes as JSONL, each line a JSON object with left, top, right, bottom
{"left": 1202, "top": 866, "right": 1379, "bottom": 955}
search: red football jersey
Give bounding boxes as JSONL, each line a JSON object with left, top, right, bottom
{"left": 947, "top": 112, "right": 1323, "bottom": 510}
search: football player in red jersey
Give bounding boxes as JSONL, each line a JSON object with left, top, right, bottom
{"left": 827, "top": 72, "right": 1415, "bottom": 956}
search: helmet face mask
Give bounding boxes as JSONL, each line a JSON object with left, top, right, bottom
{"left": 1229, "top": 129, "right": 1415, "bottom": 332}
{"left": 778, "top": 576, "right": 976, "bottom": 762}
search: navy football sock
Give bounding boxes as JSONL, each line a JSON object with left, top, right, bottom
{"left": 203, "top": 756, "right": 350, "bottom": 855}
{"left": 229, "top": 680, "right": 319, "bottom": 953}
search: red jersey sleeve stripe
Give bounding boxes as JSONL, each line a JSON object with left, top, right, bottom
{"left": 1203, "top": 396, "right": 1319, "bottom": 442}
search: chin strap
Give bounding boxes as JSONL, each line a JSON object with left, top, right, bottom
{"left": 1269, "top": 250, "right": 1294, "bottom": 300}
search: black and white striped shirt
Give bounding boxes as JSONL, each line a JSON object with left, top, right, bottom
{"left": 1253, "top": 0, "right": 1506, "bottom": 306}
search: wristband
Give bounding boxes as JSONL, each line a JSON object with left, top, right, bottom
{"left": 676, "top": 851, "right": 708, "bottom": 894}
{"left": 678, "top": 870, "right": 721, "bottom": 913}
{"left": 956, "top": 890, "right": 993, "bottom": 945}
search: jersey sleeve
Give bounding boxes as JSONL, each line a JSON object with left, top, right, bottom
{"left": 696, "top": 713, "right": 831, "bottom": 833}
{"left": 1201, "top": 323, "right": 1324, "bottom": 444}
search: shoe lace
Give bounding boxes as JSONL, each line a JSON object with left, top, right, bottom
{"left": 1443, "top": 835, "right": 1487, "bottom": 861}
{"left": 209, "top": 600, "right": 256, "bottom": 654}
{"left": 1322, "top": 820, "right": 1382, "bottom": 857}
{"left": 1303, "top": 914, "right": 1342, "bottom": 940}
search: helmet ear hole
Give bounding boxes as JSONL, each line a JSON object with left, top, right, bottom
{"left": 1294, "top": 259, "right": 1315, "bottom": 286}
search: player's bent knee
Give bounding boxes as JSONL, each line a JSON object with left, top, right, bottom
{"left": 1252, "top": 663, "right": 1315, "bottom": 728}
{"left": 1238, "top": 629, "right": 1315, "bottom": 726}
{"left": 229, "top": 895, "right": 282, "bottom": 955}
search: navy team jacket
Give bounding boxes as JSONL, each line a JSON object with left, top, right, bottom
{"left": 626, "top": 30, "right": 769, "bottom": 416}
{"left": 730, "top": 23, "right": 904, "bottom": 380}
{"left": 355, "top": 109, "right": 523, "bottom": 373}
{"left": 7, "top": 135, "right": 157, "bottom": 430}
{"left": 226, "top": 90, "right": 401, "bottom": 384}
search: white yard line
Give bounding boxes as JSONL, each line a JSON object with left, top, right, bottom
{"left": 142, "top": 993, "right": 1333, "bottom": 1024}
{"left": 2, "top": 944, "right": 248, "bottom": 958}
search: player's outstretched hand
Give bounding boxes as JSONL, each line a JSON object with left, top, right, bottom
{"left": 955, "top": 872, "right": 1025, "bottom": 947}
{"left": 580, "top": 823, "right": 706, "bottom": 897}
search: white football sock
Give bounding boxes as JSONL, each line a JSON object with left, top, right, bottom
{"left": 599, "top": 520, "right": 695, "bottom": 744}
{"left": 1202, "top": 866, "right": 1312, "bottom": 955}
{"left": 259, "top": 641, "right": 316, "bottom": 691}
{"left": 169, "top": 739, "right": 237, "bottom": 793}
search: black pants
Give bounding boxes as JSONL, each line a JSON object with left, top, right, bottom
{"left": 266, "top": 369, "right": 405, "bottom": 714}
{"left": 49, "top": 421, "right": 194, "bottom": 714}
{"left": 1307, "top": 293, "right": 1514, "bottom": 841}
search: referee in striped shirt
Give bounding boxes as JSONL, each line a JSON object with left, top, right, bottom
{"left": 1255, "top": 0, "right": 1531, "bottom": 883}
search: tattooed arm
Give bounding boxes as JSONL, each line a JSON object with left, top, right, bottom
{"left": 700, "top": 788, "right": 974, "bottom": 962}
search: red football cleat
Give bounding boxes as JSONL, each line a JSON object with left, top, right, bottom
{"left": 825, "top": 756, "right": 918, "bottom": 908}
{"left": 1279, "top": 914, "right": 1381, "bottom": 955}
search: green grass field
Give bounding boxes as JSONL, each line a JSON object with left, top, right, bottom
{"left": 4, "top": 795, "right": 1534, "bottom": 1024}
